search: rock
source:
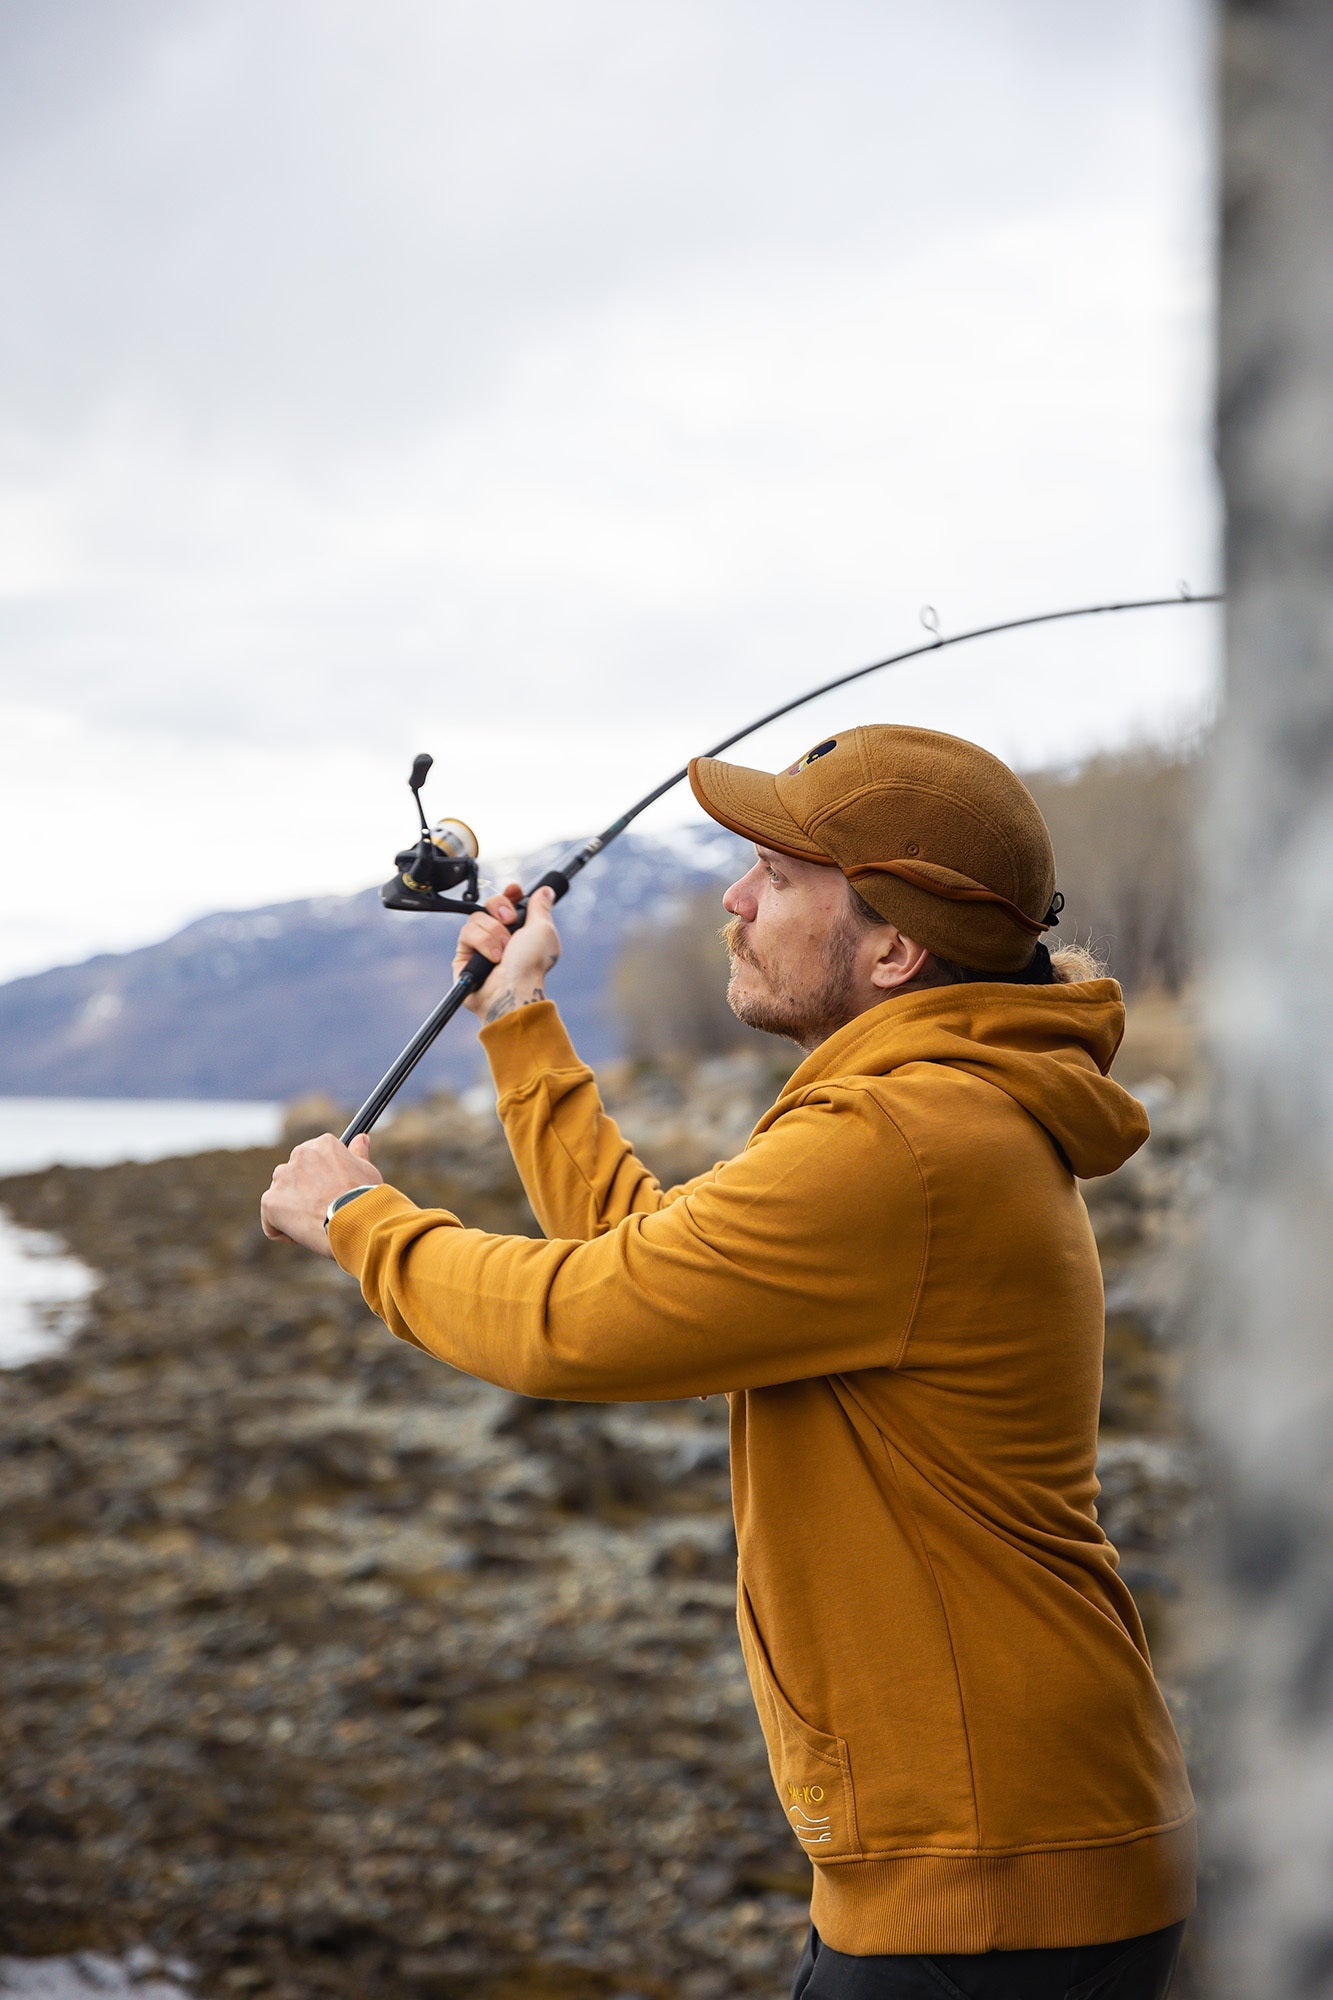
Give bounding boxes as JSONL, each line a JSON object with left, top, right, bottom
{"left": 0, "top": 1138, "right": 801, "bottom": 1993}
{"left": 0, "top": 1040, "right": 1203, "bottom": 1996}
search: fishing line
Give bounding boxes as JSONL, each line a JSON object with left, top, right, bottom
{"left": 342, "top": 588, "right": 1221, "bottom": 1140}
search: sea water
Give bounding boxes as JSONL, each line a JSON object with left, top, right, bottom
{"left": 0, "top": 1217, "right": 96, "bottom": 1367}
{"left": 0, "top": 1097, "right": 280, "bottom": 1177}
{"left": 0, "top": 1097, "right": 280, "bottom": 1368}
{"left": 0, "top": 1952, "right": 193, "bottom": 1997}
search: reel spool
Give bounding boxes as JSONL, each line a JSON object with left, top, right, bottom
{"left": 405, "top": 819, "right": 479, "bottom": 889}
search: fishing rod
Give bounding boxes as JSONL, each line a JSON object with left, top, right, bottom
{"left": 341, "top": 588, "right": 1221, "bottom": 1142}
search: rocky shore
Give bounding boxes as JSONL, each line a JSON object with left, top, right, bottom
{"left": 0, "top": 1050, "right": 1204, "bottom": 1998}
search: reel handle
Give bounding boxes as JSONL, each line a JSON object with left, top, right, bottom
{"left": 455, "top": 868, "right": 572, "bottom": 993}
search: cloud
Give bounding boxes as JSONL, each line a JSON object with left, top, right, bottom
{"left": 0, "top": 0, "right": 1217, "bottom": 980}
{"left": 0, "top": 0, "right": 1202, "bottom": 443}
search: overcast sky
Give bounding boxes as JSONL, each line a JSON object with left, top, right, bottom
{"left": 0, "top": 0, "right": 1217, "bottom": 982}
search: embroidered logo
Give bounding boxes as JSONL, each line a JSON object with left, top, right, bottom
{"left": 784, "top": 738, "right": 837, "bottom": 776}
{"left": 786, "top": 1782, "right": 831, "bottom": 1844}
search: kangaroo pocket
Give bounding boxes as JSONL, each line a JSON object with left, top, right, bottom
{"left": 737, "top": 1581, "right": 860, "bottom": 1861}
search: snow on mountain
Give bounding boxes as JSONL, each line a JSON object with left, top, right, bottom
{"left": 0, "top": 831, "right": 749, "bottom": 1103}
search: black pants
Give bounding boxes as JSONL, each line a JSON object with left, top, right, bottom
{"left": 791, "top": 1920, "right": 1186, "bottom": 1999}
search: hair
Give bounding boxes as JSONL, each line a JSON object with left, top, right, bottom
{"left": 845, "top": 884, "right": 1106, "bottom": 989}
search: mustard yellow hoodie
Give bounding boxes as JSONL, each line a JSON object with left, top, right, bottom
{"left": 329, "top": 982, "right": 1195, "bottom": 1954}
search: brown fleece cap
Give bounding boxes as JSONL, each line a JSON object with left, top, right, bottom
{"left": 688, "top": 724, "right": 1058, "bottom": 974}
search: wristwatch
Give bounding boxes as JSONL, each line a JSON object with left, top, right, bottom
{"left": 324, "top": 1185, "right": 379, "bottom": 1232}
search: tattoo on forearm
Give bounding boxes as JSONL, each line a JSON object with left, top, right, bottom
{"left": 484, "top": 987, "right": 545, "bottom": 1026}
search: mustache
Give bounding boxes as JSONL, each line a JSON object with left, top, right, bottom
{"left": 720, "top": 916, "right": 758, "bottom": 966}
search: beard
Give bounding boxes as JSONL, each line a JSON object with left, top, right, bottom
{"left": 720, "top": 911, "right": 863, "bottom": 1049}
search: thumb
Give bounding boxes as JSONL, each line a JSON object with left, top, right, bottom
{"left": 349, "top": 1132, "right": 373, "bottom": 1161}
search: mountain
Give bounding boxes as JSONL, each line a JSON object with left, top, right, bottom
{"left": 0, "top": 829, "right": 749, "bottom": 1103}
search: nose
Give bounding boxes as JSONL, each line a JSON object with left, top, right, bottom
{"left": 723, "top": 876, "right": 758, "bottom": 924}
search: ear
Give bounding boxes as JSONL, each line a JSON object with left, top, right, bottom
{"left": 867, "top": 926, "right": 930, "bottom": 992}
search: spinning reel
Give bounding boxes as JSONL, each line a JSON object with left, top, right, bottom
{"left": 381, "top": 753, "right": 483, "bottom": 914}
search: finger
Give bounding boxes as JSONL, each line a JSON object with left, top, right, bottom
{"left": 521, "top": 885, "right": 558, "bottom": 927}
{"left": 457, "top": 915, "right": 510, "bottom": 963}
{"left": 349, "top": 1133, "right": 372, "bottom": 1160}
{"left": 260, "top": 1193, "right": 292, "bottom": 1242}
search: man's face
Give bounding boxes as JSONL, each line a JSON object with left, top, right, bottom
{"left": 721, "top": 845, "right": 870, "bottom": 1050}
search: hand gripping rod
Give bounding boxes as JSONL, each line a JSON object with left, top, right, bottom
{"left": 341, "top": 590, "right": 1220, "bottom": 1141}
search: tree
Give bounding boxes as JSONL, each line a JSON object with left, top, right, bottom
{"left": 1201, "top": 5, "right": 1333, "bottom": 1991}
{"left": 611, "top": 890, "right": 758, "bottom": 1063}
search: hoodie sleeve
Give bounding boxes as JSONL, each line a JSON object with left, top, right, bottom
{"left": 328, "top": 1088, "right": 928, "bottom": 1402}
{"left": 478, "top": 1000, "right": 724, "bottom": 1238}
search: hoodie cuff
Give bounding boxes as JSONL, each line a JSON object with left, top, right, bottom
{"left": 478, "top": 998, "right": 589, "bottom": 1104}
{"left": 326, "top": 1181, "right": 423, "bottom": 1281}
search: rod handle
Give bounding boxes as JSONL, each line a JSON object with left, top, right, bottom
{"left": 338, "top": 867, "right": 576, "bottom": 1143}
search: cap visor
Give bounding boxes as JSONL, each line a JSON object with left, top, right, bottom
{"left": 687, "top": 756, "right": 831, "bottom": 862}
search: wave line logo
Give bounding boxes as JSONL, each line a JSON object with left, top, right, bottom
{"left": 788, "top": 1803, "right": 833, "bottom": 1845}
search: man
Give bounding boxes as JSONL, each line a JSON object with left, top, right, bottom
{"left": 263, "top": 725, "right": 1194, "bottom": 1999}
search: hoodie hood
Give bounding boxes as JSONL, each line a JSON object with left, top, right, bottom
{"left": 783, "top": 979, "right": 1149, "bottom": 1180}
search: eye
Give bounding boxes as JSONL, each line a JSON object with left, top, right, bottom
{"left": 767, "top": 863, "right": 783, "bottom": 886}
